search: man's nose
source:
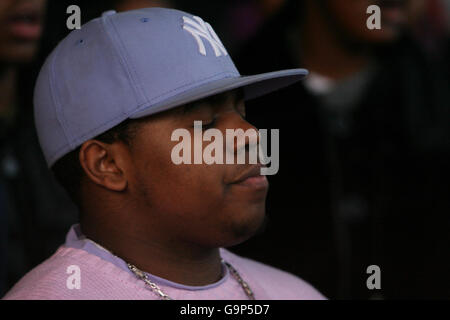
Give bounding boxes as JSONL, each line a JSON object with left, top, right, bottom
{"left": 225, "top": 113, "right": 260, "bottom": 164}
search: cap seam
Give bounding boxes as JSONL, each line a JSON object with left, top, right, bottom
{"left": 102, "top": 14, "right": 148, "bottom": 107}
{"left": 49, "top": 44, "right": 72, "bottom": 149}
{"left": 47, "top": 108, "right": 131, "bottom": 166}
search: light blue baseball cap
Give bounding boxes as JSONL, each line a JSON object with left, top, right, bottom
{"left": 34, "top": 7, "right": 308, "bottom": 167}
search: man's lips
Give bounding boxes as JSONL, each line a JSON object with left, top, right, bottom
{"left": 376, "top": 0, "right": 407, "bottom": 25}
{"left": 376, "top": 0, "right": 405, "bottom": 7}
{"left": 229, "top": 164, "right": 269, "bottom": 189}
{"left": 5, "top": 7, "right": 43, "bottom": 40}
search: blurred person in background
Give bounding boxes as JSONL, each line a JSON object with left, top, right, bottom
{"left": 0, "top": 0, "right": 173, "bottom": 297}
{"left": 232, "top": 0, "right": 450, "bottom": 299}
{"left": 220, "top": 0, "right": 287, "bottom": 53}
{"left": 115, "top": 0, "right": 173, "bottom": 11}
{"left": 0, "top": 0, "right": 63, "bottom": 296}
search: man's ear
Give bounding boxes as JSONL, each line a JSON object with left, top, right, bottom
{"left": 79, "top": 140, "right": 128, "bottom": 192}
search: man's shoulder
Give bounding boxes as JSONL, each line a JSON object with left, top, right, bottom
{"left": 220, "top": 248, "right": 326, "bottom": 300}
{"left": 2, "top": 246, "right": 150, "bottom": 300}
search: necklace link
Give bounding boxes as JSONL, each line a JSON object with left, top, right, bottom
{"left": 127, "top": 260, "right": 255, "bottom": 300}
{"left": 224, "top": 261, "right": 255, "bottom": 300}
{"left": 127, "top": 263, "right": 172, "bottom": 300}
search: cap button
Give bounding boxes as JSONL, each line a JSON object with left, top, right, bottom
{"left": 102, "top": 10, "right": 117, "bottom": 17}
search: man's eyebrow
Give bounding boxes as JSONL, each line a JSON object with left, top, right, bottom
{"left": 181, "top": 89, "right": 245, "bottom": 115}
{"left": 181, "top": 101, "right": 200, "bottom": 114}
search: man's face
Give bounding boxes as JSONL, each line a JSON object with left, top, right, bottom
{"left": 326, "top": 0, "right": 410, "bottom": 44}
{"left": 115, "top": 0, "right": 173, "bottom": 12}
{"left": 0, "top": 0, "right": 46, "bottom": 63}
{"left": 124, "top": 91, "right": 269, "bottom": 248}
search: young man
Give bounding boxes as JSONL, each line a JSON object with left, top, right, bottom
{"left": 3, "top": 7, "right": 324, "bottom": 300}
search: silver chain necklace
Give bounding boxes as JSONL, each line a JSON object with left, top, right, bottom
{"left": 84, "top": 237, "right": 255, "bottom": 300}
{"left": 127, "top": 259, "right": 255, "bottom": 300}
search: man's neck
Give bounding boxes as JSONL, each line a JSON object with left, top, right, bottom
{"left": 79, "top": 219, "right": 223, "bottom": 286}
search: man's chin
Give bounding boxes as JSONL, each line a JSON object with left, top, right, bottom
{"left": 226, "top": 209, "right": 267, "bottom": 247}
{"left": 0, "top": 42, "right": 40, "bottom": 64}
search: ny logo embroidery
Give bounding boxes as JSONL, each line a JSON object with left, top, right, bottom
{"left": 183, "top": 16, "right": 228, "bottom": 57}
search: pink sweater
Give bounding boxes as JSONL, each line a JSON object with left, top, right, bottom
{"left": 3, "top": 245, "right": 326, "bottom": 300}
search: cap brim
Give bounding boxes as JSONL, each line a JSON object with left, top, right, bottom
{"left": 129, "top": 68, "right": 308, "bottom": 119}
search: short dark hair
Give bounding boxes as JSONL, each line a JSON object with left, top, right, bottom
{"left": 51, "top": 118, "right": 141, "bottom": 208}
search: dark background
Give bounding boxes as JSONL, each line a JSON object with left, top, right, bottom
{"left": 1, "top": 0, "right": 449, "bottom": 299}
